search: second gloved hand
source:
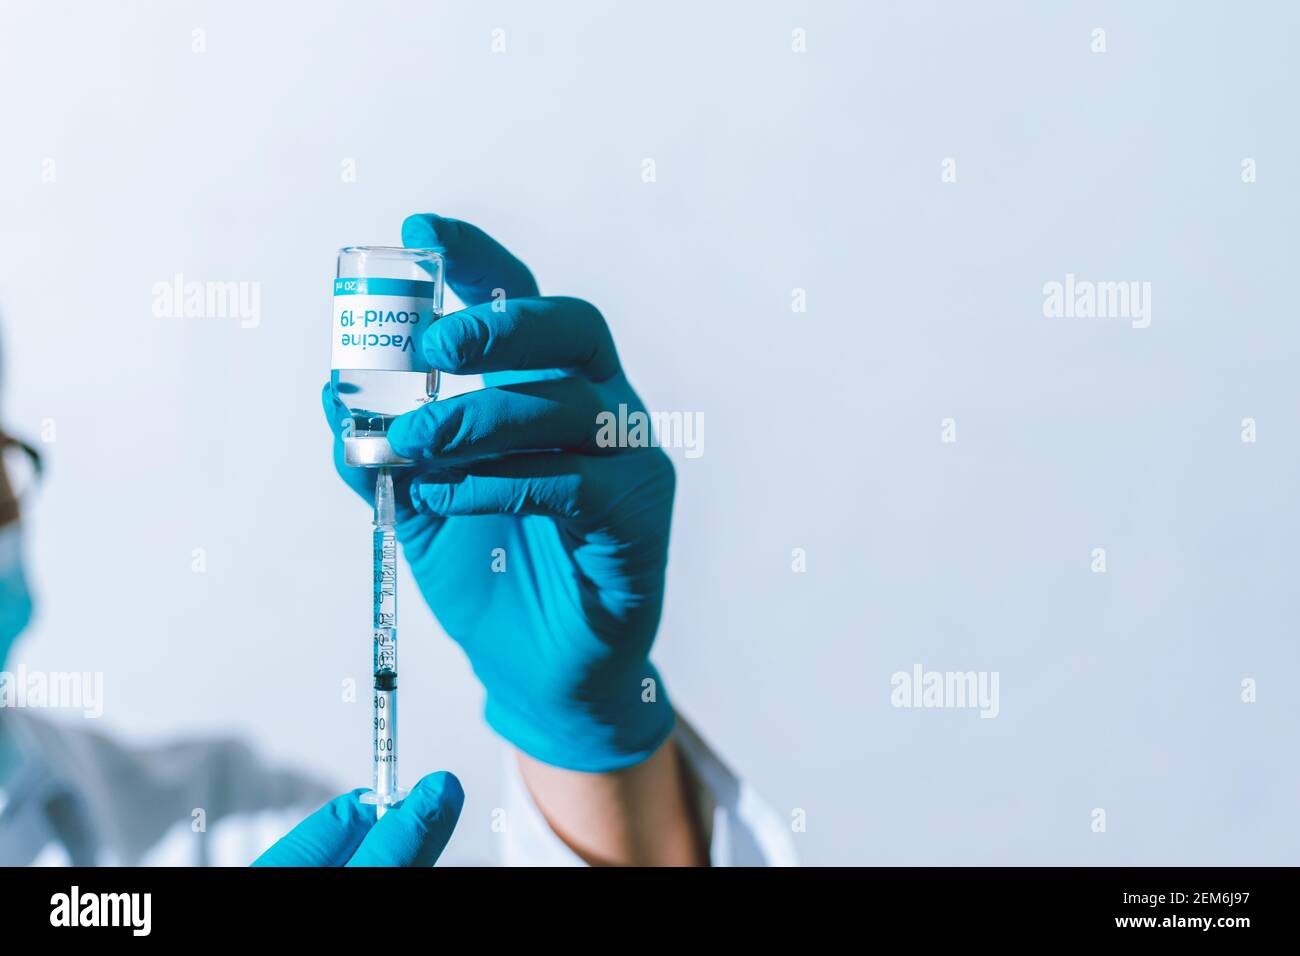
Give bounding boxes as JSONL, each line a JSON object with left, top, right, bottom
{"left": 323, "top": 214, "right": 676, "bottom": 773}
{"left": 253, "top": 771, "right": 463, "bottom": 867}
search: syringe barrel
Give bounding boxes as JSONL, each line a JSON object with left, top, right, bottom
{"left": 373, "top": 680, "right": 397, "bottom": 798}
{"left": 371, "top": 468, "right": 400, "bottom": 809}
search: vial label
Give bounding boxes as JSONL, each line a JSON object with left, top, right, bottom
{"left": 331, "top": 277, "right": 438, "bottom": 372}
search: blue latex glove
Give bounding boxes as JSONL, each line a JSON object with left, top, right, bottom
{"left": 322, "top": 213, "right": 676, "bottom": 772}
{"left": 252, "top": 770, "right": 463, "bottom": 866}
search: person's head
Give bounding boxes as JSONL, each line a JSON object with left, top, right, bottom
{"left": 0, "top": 431, "right": 39, "bottom": 667}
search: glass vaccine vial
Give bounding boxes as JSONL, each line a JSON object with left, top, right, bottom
{"left": 331, "top": 246, "right": 444, "bottom": 466}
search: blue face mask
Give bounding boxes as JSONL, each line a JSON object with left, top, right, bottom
{"left": 0, "top": 523, "right": 33, "bottom": 667}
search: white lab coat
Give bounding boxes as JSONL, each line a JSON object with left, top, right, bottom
{"left": 0, "top": 710, "right": 795, "bottom": 866}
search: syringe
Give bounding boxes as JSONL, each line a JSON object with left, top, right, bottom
{"left": 362, "top": 467, "right": 404, "bottom": 818}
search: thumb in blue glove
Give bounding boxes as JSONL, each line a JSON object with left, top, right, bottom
{"left": 252, "top": 771, "right": 463, "bottom": 867}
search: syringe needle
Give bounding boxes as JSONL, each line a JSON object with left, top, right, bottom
{"left": 375, "top": 466, "right": 395, "bottom": 525}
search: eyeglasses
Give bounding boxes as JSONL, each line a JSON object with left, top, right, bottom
{"left": 0, "top": 431, "right": 43, "bottom": 527}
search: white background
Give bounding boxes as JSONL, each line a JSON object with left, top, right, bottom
{"left": 1, "top": 0, "right": 1297, "bottom": 864}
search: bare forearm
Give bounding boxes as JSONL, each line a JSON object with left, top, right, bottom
{"left": 515, "top": 736, "right": 707, "bottom": 866}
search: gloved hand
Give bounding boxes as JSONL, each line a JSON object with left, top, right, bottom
{"left": 322, "top": 213, "right": 676, "bottom": 772}
{"left": 252, "top": 770, "right": 463, "bottom": 866}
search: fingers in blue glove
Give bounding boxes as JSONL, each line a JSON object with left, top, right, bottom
{"left": 388, "top": 377, "right": 630, "bottom": 465}
{"left": 419, "top": 295, "right": 621, "bottom": 383}
{"left": 407, "top": 451, "right": 674, "bottom": 526}
{"left": 251, "top": 788, "right": 373, "bottom": 867}
{"left": 402, "top": 213, "right": 539, "bottom": 306}
{"left": 345, "top": 771, "right": 465, "bottom": 867}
